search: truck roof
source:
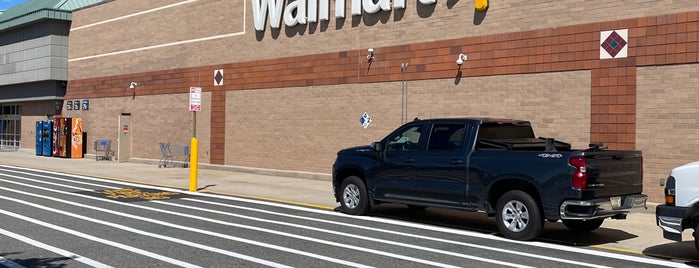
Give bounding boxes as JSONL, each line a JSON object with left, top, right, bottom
{"left": 412, "top": 117, "right": 531, "bottom": 125}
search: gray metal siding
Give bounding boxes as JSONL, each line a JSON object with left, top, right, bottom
{"left": 0, "top": 35, "right": 68, "bottom": 85}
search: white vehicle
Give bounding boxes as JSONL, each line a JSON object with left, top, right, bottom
{"left": 656, "top": 161, "right": 699, "bottom": 252}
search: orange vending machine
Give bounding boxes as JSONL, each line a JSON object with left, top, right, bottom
{"left": 70, "top": 118, "right": 83, "bottom": 158}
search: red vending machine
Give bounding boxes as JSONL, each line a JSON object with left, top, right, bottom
{"left": 70, "top": 118, "right": 83, "bottom": 158}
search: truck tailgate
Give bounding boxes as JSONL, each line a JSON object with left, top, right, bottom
{"left": 584, "top": 151, "right": 643, "bottom": 197}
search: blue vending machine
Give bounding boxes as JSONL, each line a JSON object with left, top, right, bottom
{"left": 35, "top": 121, "right": 42, "bottom": 155}
{"left": 42, "top": 121, "right": 53, "bottom": 156}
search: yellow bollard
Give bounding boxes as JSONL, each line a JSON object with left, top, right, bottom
{"left": 189, "top": 137, "right": 198, "bottom": 191}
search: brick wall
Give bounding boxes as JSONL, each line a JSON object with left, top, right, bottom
{"left": 69, "top": 0, "right": 699, "bottom": 80}
{"left": 60, "top": 93, "right": 211, "bottom": 163}
{"left": 225, "top": 71, "right": 589, "bottom": 172}
{"left": 637, "top": 64, "right": 699, "bottom": 202}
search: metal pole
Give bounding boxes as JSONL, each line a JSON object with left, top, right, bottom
{"left": 189, "top": 111, "right": 198, "bottom": 191}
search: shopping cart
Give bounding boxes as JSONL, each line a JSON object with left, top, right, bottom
{"left": 158, "top": 142, "right": 190, "bottom": 168}
{"left": 94, "top": 140, "right": 113, "bottom": 161}
{"left": 158, "top": 142, "right": 173, "bottom": 168}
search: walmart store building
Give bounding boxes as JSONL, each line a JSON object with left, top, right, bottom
{"left": 18, "top": 0, "right": 699, "bottom": 202}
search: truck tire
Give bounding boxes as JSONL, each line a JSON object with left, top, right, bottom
{"left": 694, "top": 224, "right": 699, "bottom": 254}
{"left": 340, "top": 176, "right": 370, "bottom": 215}
{"left": 562, "top": 219, "right": 604, "bottom": 233}
{"left": 495, "top": 190, "right": 543, "bottom": 241}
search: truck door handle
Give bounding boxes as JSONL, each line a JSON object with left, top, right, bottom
{"left": 404, "top": 158, "right": 415, "bottom": 163}
{"left": 451, "top": 159, "right": 463, "bottom": 165}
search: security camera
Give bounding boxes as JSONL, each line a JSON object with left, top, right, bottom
{"left": 456, "top": 53, "right": 467, "bottom": 66}
{"left": 129, "top": 82, "right": 137, "bottom": 89}
{"left": 367, "top": 48, "right": 374, "bottom": 61}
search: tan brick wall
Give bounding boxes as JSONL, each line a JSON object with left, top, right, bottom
{"left": 226, "top": 71, "right": 590, "bottom": 172}
{"left": 21, "top": 116, "right": 47, "bottom": 152}
{"left": 60, "top": 93, "right": 211, "bottom": 163}
{"left": 69, "top": 0, "right": 699, "bottom": 80}
{"left": 637, "top": 64, "right": 699, "bottom": 202}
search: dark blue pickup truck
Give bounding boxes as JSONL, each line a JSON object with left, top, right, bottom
{"left": 332, "top": 118, "right": 647, "bottom": 240}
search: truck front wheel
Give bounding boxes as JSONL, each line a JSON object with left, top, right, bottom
{"left": 495, "top": 190, "right": 543, "bottom": 241}
{"left": 339, "top": 176, "right": 370, "bottom": 215}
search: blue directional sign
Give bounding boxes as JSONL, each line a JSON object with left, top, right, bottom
{"left": 360, "top": 112, "right": 372, "bottom": 129}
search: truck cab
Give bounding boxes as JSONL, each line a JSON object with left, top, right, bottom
{"left": 656, "top": 161, "right": 699, "bottom": 253}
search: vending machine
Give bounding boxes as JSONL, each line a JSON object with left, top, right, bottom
{"left": 42, "top": 120, "right": 53, "bottom": 156}
{"left": 53, "top": 117, "right": 71, "bottom": 158}
{"left": 70, "top": 118, "right": 83, "bottom": 158}
{"left": 35, "top": 122, "right": 41, "bottom": 155}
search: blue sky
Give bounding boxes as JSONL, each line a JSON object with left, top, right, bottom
{"left": 0, "top": 0, "right": 29, "bottom": 11}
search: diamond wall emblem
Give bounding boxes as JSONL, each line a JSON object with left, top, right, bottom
{"left": 600, "top": 29, "right": 628, "bottom": 59}
{"left": 214, "top": 69, "right": 224, "bottom": 86}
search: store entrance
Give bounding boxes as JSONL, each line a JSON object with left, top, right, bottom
{"left": 0, "top": 105, "right": 21, "bottom": 151}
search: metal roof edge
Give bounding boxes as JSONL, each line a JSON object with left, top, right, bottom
{"left": 0, "top": 8, "right": 71, "bottom": 31}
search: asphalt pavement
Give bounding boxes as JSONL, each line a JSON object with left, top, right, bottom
{"left": 0, "top": 149, "right": 697, "bottom": 263}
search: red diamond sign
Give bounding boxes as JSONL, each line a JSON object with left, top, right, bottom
{"left": 214, "top": 69, "right": 223, "bottom": 86}
{"left": 600, "top": 29, "right": 628, "bottom": 59}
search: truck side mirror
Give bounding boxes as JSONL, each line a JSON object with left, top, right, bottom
{"left": 371, "top": 142, "right": 381, "bottom": 152}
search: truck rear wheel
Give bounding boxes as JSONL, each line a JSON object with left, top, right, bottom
{"left": 340, "top": 176, "right": 370, "bottom": 215}
{"left": 495, "top": 190, "right": 543, "bottom": 241}
{"left": 562, "top": 219, "right": 604, "bottom": 233}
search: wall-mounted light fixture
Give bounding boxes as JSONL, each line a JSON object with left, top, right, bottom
{"left": 129, "top": 81, "right": 138, "bottom": 99}
{"left": 367, "top": 48, "right": 374, "bottom": 61}
{"left": 456, "top": 53, "right": 468, "bottom": 66}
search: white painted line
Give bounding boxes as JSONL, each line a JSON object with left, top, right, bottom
{"left": 0, "top": 170, "right": 530, "bottom": 267}
{"left": 68, "top": 31, "right": 245, "bottom": 62}
{"left": 0, "top": 168, "right": 604, "bottom": 267}
{"left": 68, "top": 0, "right": 246, "bottom": 62}
{"left": 71, "top": 0, "right": 200, "bottom": 31}
{"left": 179, "top": 199, "right": 609, "bottom": 268}
{"left": 0, "top": 182, "right": 364, "bottom": 268}
{"left": 0, "top": 165, "right": 690, "bottom": 267}
{"left": 0, "top": 208, "right": 199, "bottom": 268}
{"left": 0, "top": 228, "right": 110, "bottom": 268}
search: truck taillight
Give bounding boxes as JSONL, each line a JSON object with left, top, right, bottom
{"left": 665, "top": 176, "right": 676, "bottom": 206}
{"left": 569, "top": 157, "right": 587, "bottom": 190}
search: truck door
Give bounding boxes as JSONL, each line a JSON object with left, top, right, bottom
{"left": 413, "top": 123, "right": 469, "bottom": 207}
{"left": 372, "top": 122, "right": 428, "bottom": 202}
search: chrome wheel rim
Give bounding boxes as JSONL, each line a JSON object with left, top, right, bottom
{"left": 342, "top": 184, "right": 360, "bottom": 209}
{"left": 501, "top": 200, "right": 529, "bottom": 232}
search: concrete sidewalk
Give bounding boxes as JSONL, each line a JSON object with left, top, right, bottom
{"left": 0, "top": 149, "right": 696, "bottom": 262}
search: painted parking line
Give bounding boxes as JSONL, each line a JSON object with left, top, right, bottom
{"left": 0, "top": 228, "right": 109, "bottom": 268}
{"left": 0, "top": 181, "right": 369, "bottom": 268}
{"left": 0, "top": 208, "right": 198, "bottom": 268}
{"left": 0, "top": 166, "right": 690, "bottom": 267}
{"left": 0, "top": 168, "right": 618, "bottom": 267}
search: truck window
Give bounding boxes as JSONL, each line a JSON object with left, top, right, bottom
{"left": 428, "top": 124, "right": 466, "bottom": 151}
{"left": 386, "top": 125, "right": 427, "bottom": 151}
{"left": 477, "top": 123, "right": 535, "bottom": 140}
